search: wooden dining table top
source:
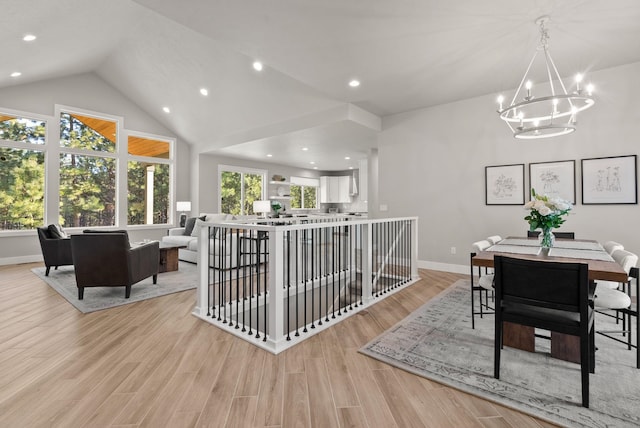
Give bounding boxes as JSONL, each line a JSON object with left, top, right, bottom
{"left": 472, "top": 237, "right": 628, "bottom": 282}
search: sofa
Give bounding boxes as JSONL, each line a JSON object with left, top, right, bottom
{"left": 161, "top": 213, "right": 259, "bottom": 268}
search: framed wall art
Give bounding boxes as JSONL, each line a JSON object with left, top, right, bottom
{"left": 529, "top": 160, "right": 576, "bottom": 203}
{"left": 485, "top": 164, "right": 525, "bottom": 205}
{"left": 581, "top": 155, "right": 637, "bottom": 204}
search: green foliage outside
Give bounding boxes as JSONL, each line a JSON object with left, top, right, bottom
{"left": 220, "top": 170, "right": 263, "bottom": 215}
{"left": 0, "top": 113, "right": 170, "bottom": 230}
{"left": 290, "top": 185, "right": 317, "bottom": 209}
{"left": 0, "top": 118, "right": 46, "bottom": 230}
{"left": 127, "top": 162, "right": 170, "bottom": 225}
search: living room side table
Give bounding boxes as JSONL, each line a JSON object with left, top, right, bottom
{"left": 159, "top": 243, "right": 186, "bottom": 273}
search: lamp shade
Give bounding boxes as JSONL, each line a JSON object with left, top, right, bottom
{"left": 176, "top": 201, "right": 191, "bottom": 212}
{"left": 253, "top": 200, "right": 271, "bottom": 214}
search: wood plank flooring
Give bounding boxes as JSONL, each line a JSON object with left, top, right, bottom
{"left": 0, "top": 263, "right": 558, "bottom": 427}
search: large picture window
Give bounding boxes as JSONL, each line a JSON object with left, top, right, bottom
{"left": 0, "top": 114, "right": 46, "bottom": 230}
{"left": 0, "top": 106, "right": 175, "bottom": 233}
{"left": 59, "top": 111, "right": 118, "bottom": 227}
{"left": 220, "top": 167, "right": 265, "bottom": 215}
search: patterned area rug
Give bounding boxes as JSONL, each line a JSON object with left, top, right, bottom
{"left": 32, "top": 262, "right": 198, "bottom": 313}
{"left": 360, "top": 280, "right": 640, "bottom": 428}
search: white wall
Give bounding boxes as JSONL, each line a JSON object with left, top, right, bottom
{"left": 0, "top": 72, "right": 191, "bottom": 264}
{"left": 378, "top": 61, "right": 640, "bottom": 272}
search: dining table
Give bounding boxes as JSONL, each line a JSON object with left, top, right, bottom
{"left": 472, "top": 236, "right": 628, "bottom": 363}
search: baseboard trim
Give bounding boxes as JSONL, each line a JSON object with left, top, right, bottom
{"left": 0, "top": 255, "right": 42, "bottom": 266}
{"left": 417, "top": 259, "right": 468, "bottom": 275}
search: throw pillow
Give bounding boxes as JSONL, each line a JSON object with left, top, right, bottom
{"left": 48, "top": 224, "right": 68, "bottom": 239}
{"left": 183, "top": 216, "right": 205, "bottom": 236}
{"left": 191, "top": 218, "right": 213, "bottom": 237}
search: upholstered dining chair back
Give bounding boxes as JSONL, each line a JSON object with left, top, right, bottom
{"left": 493, "top": 255, "right": 593, "bottom": 407}
{"left": 603, "top": 241, "right": 624, "bottom": 255}
{"left": 612, "top": 249, "right": 638, "bottom": 275}
{"left": 527, "top": 230, "right": 575, "bottom": 239}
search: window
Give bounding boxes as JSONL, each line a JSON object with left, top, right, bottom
{"left": 290, "top": 176, "right": 319, "bottom": 209}
{"left": 0, "top": 114, "right": 46, "bottom": 230}
{"left": 127, "top": 135, "right": 171, "bottom": 225}
{"left": 59, "top": 111, "right": 117, "bottom": 227}
{"left": 220, "top": 166, "right": 265, "bottom": 215}
{"left": 0, "top": 105, "right": 175, "bottom": 233}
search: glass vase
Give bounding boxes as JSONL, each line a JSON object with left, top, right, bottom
{"left": 539, "top": 228, "right": 555, "bottom": 249}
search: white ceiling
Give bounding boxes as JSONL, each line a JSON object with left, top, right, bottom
{"left": 2, "top": 0, "right": 640, "bottom": 170}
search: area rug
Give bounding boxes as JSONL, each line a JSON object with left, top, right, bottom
{"left": 31, "top": 262, "right": 198, "bottom": 313}
{"left": 360, "top": 280, "right": 640, "bottom": 428}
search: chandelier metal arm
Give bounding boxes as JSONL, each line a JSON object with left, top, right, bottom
{"left": 495, "top": 15, "right": 595, "bottom": 139}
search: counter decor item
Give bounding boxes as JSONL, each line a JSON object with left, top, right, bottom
{"left": 524, "top": 188, "right": 572, "bottom": 249}
{"left": 271, "top": 200, "right": 283, "bottom": 217}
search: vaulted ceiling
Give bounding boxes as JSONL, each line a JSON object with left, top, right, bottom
{"left": 3, "top": 0, "right": 640, "bottom": 170}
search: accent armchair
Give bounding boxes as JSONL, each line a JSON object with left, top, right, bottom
{"left": 37, "top": 226, "right": 73, "bottom": 276}
{"left": 70, "top": 231, "right": 160, "bottom": 299}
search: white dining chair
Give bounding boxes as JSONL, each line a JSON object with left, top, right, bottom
{"left": 487, "top": 235, "right": 502, "bottom": 245}
{"left": 470, "top": 239, "right": 494, "bottom": 328}
{"left": 597, "top": 249, "right": 637, "bottom": 290}
{"left": 603, "top": 241, "right": 624, "bottom": 255}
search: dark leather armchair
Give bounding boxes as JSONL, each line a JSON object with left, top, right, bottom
{"left": 493, "top": 255, "right": 594, "bottom": 408}
{"left": 37, "top": 226, "right": 73, "bottom": 276}
{"left": 70, "top": 231, "right": 160, "bottom": 299}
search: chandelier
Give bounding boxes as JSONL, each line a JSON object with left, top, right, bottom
{"left": 496, "top": 16, "right": 595, "bottom": 139}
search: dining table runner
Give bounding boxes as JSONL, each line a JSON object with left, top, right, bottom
{"left": 488, "top": 238, "right": 613, "bottom": 261}
{"left": 547, "top": 247, "right": 615, "bottom": 261}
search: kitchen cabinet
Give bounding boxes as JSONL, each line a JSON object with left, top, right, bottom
{"left": 320, "top": 176, "right": 351, "bottom": 203}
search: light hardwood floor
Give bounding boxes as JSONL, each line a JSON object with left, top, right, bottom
{"left": 0, "top": 263, "right": 558, "bottom": 428}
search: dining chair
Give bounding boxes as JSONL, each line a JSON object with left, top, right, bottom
{"left": 596, "top": 249, "right": 638, "bottom": 290}
{"left": 487, "top": 235, "right": 502, "bottom": 245}
{"left": 603, "top": 241, "right": 624, "bottom": 255}
{"left": 493, "top": 255, "right": 593, "bottom": 408}
{"left": 527, "top": 230, "right": 575, "bottom": 239}
{"left": 594, "top": 250, "right": 639, "bottom": 368}
{"left": 470, "top": 239, "right": 494, "bottom": 329}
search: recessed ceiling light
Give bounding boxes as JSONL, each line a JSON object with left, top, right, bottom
{"left": 253, "top": 61, "right": 263, "bottom": 71}
{"left": 23, "top": 34, "right": 36, "bottom": 42}
{"left": 310, "top": 161, "right": 315, "bottom": 165}
{"left": 349, "top": 79, "right": 360, "bottom": 88}
{"left": 199, "top": 88, "right": 209, "bottom": 96}
{"left": 162, "top": 107, "right": 170, "bottom": 113}
{"left": 302, "top": 147, "right": 308, "bottom": 151}
{"left": 267, "top": 154, "right": 273, "bottom": 157}
{"left": 344, "top": 156, "right": 350, "bottom": 160}
{"left": 349, "top": 166, "right": 354, "bottom": 169}
{"left": 313, "top": 167, "right": 318, "bottom": 170}
{"left": 10, "top": 72, "right": 21, "bottom": 78}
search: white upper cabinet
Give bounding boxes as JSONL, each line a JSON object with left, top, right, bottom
{"left": 320, "top": 176, "right": 351, "bottom": 203}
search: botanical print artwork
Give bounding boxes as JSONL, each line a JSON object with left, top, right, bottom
{"left": 538, "top": 169, "right": 561, "bottom": 196}
{"left": 582, "top": 155, "right": 637, "bottom": 204}
{"left": 529, "top": 160, "right": 575, "bottom": 204}
{"left": 485, "top": 164, "right": 524, "bottom": 205}
{"left": 492, "top": 174, "right": 517, "bottom": 199}
{"left": 594, "top": 166, "right": 622, "bottom": 193}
